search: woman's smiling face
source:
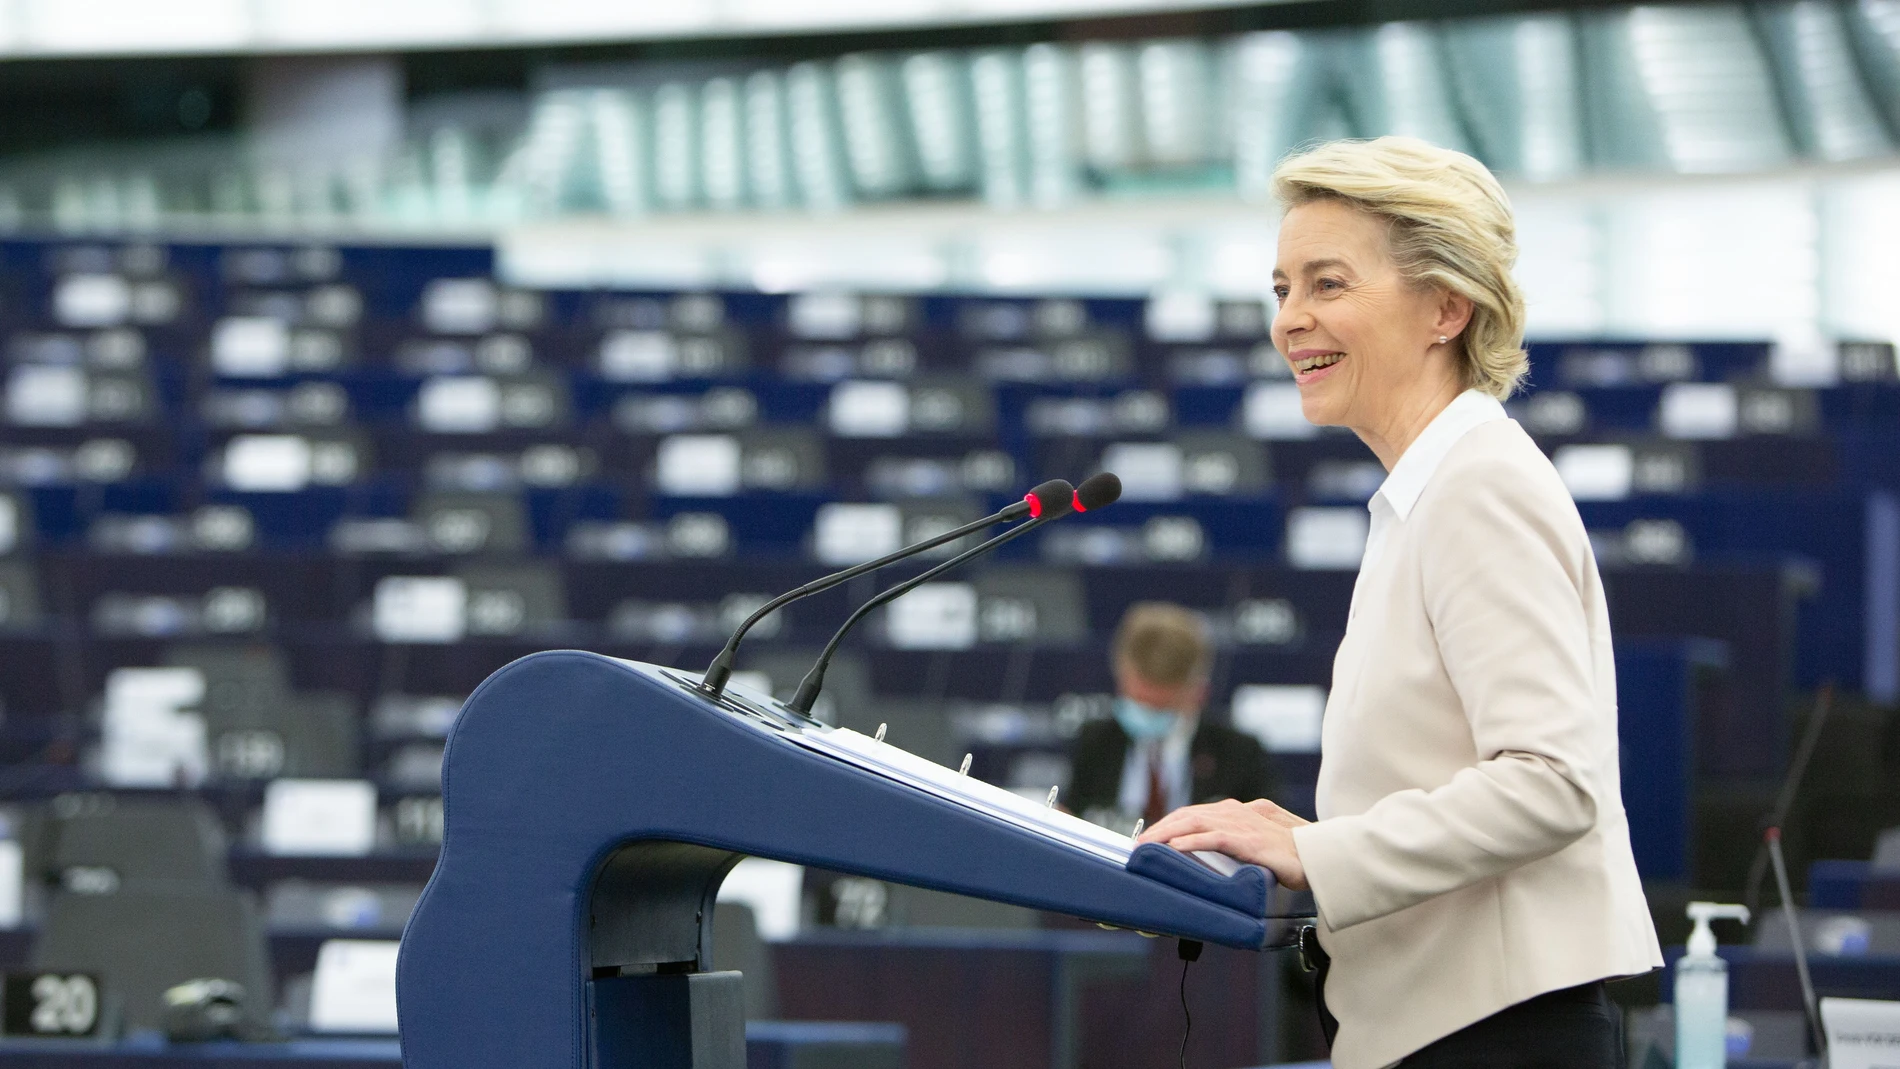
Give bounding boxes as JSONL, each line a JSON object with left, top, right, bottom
{"left": 1270, "top": 198, "right": 1454, "bottom": 431}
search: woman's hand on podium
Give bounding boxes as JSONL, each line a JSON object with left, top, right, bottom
{"left": 1137, "top": 797, "right": 1311, "bottom": 891}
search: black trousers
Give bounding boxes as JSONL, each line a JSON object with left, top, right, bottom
{"left": 1308, "top": 934, "right": 1623, "bottom": 1069}
{"left": 1395, "top": 981, "right": 1624, "bottom": 1068}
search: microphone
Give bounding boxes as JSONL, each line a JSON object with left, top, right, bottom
{"left": 786, "top": 472, "right": 1122, "bottom": 716}
{"left": 1071, "top": 470, "right": 1122, "bottom": 513}
{"left": 698, "top": 478, "right": 1076, "bottom": 699}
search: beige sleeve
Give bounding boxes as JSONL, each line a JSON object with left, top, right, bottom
{"left": 1291, "top": 455, "right": 1602, "bottom": 932}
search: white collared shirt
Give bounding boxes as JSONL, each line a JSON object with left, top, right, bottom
{"left": 1115, "top": 716, "right": 1196, "bottom": 815}
{"left": 1360, "top": 389, "right": 1509, "bottom": 576}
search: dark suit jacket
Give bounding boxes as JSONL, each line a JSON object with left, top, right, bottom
{"left": 1065, "top": 717, "right": 1278, "bottom": 818}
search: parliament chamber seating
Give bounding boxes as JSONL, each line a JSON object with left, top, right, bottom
{"left": 0, "top": 237, "right": 1894, "bottom": 1063}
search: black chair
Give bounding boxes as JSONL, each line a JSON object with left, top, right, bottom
{"left": 971, "top": 566, "right": 1088, "bottom": 643}
{"left": 0, "top": 557, "right": 42, "bottom": 629}
{"left": 33, "top": 885, "right": 274, "bottom": 1035}
{"left": 39, "top": 795, "right": 229, "bottom": 891}
{"left": 455, "top": 562, "right": 569, "bottom": 639}
{"left": 412, "top": 491, "right": 530, "bottom": 555}
{"left": 165, "top": 645, "right": 361, "bottom": 781}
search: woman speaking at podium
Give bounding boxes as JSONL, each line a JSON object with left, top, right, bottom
{"left": 1140, "top": 137, "right": 1661, "bottom": 1069}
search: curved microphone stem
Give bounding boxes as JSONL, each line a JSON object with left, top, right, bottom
{"left": 787, "top": 513, "right": 1055, "bottom": 716}
{"left": 699, "top": 505, "right": 1026, "bottom": 698}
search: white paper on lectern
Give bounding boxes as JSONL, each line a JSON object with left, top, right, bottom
{"left": 309, "top": 939, "right": 400, "bottom": 1034}
{"left": 796, "top": 726, "right": 1132, "bottom": 863}
{"left": 1821, "top": 997, "right": 1900, "bottom": 1069}
{"left": 790, "top": 726, "right": 1243, "bottom": 878}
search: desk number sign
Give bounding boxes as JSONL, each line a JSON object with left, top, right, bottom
{"left": 2, "top": 973, "right": 101, "bottom": 1037}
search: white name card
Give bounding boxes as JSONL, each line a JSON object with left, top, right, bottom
{"left": 223, "top": 435, "right": 313, "bottom": 492}
{"left": 1242, "top": 382, "right": 1318, "bottom": 440}
{"left": 886, "top": 582, "right": 978, "bottom": 650}
{"left": 1231, "top": 685, "right": 1327, "bottom": 753}
{"left": 828, "top": 380, "right": 909, "bottom": 438}
{"left": 655, "top": 434, "right": 742, "bottom": 496}
{"left": 100, "top": 667, "right": 209, "bottom": 789}
{"left": 1284, "top": 507, "right": 1368, "bottom": 570}
{"left": 813, "top": 503, "right": 901, "bottom": 566}
{"left": 416, "top": 376, "right": 500, "bottom": 433}
{"left": 262, "top": 779, "right": 378, "bottom": 857}
{"left": 372, "top": 577, "right": 468, "bottom": 644}
{"left": 6, "top": 365, "right": 87, "bottom": 428}
{"left": 1822, "top": 997, "right": 1900, "bottom": 1069}
{"left": 599, "top": 331, "right": 677, "bottom": 382}
{"left": 212, "top": 317, "right": 291, "bottom": 378}
{"left": 1659, "top": 383, "right": 1738, "bottom": 440}
{"left": 1101, "top": 442, "right": 1184, "bottom": 502}
{"left": 0, "top": 840, "right": 24, "bottom": 929}
{"left": 309, "top": 940, "right": 400, "bottom": 1034}
{"left": 53, "top": 274, "right": 131, "bottom": 328}
{"left": 1553, "top": 444, "right": 1634, "bottom": 502}
{"left": 421, "top": 279, "right": 498, "bottom": 335}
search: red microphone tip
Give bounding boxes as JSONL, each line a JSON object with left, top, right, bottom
{"left": 1025, "top": 492, "right": 1043, "bottom": 518}
{"left": 1071, "top": 491, "right": 1086, "bottom": 513}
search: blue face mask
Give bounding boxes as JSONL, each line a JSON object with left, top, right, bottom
{"left": 1113, "top": 697, "right": 1178, "bottom": 742}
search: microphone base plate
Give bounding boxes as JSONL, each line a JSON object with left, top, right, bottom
{"left": 659, "top": 669, "right": 822, "bottom": 733}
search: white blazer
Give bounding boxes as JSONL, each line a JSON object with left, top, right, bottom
{"left": 1288, "top": 391, "right": 1663, "bottom": 1069}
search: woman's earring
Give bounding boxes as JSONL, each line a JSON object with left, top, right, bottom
{"left": 1437, "top": 335, "right": 1449, "bottom": 345}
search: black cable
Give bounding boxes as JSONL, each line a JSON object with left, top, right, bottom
{"left": 1177, "top": 938, "right": 1202, "bottom": 1069}
{"left": 1178, "top": 955, "right": 1193, "bottom": 1069}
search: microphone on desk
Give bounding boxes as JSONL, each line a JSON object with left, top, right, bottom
{"left": 698, "top": 478, "right": 1079, "bottom": 700}
{"left": 786, "top": 472, "right": 1123, "bottom": 716}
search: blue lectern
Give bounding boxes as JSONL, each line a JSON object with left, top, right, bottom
{"left": 396, "top": 651, "right": 1275, "bottom": 1069}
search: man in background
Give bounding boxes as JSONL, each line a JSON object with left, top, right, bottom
{"left": 1067, "top": 602, "right": 1277, "bottom": 833}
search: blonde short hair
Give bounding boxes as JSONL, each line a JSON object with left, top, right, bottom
{"left": 1271, "top": 137, "right": 1529, "bottom": 399}
{"left": 1112, "top": 603, "right": 1211, "bottom": 688}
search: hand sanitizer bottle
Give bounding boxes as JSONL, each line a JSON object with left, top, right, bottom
{"left": 1675, "top": 901, "right": 1750, "bottom": 1069}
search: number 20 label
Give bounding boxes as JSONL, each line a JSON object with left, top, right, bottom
{"left": 28, "top": 975, "right": 97, "bottom": 1035}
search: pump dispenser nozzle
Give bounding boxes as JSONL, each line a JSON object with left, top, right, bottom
{"left": 1685, "top": 901, "right": 1751, "bottom": 955}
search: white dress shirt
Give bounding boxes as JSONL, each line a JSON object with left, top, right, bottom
{"left": 1115, "top": 715, "right": 1195, "bottom": 815}
{"left": 1358, "top": 388, "right": 1508, "bottom": 578}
